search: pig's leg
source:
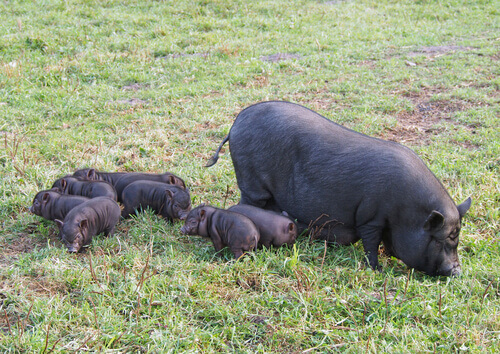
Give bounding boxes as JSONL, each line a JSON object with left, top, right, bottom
{"left": 104, "top": 226, "right": 116, "bottom": 237}
{"left": 209, "top": 233, "right": 224, "bottom": 253}
{"left": 235, "top": 168, "right": 273, "bottom": 208}
{"left": 121, "top": 201, "right": 136, "bottom": 218}
{"left": 357, "top": 224, "right": 383, "bottom": 270}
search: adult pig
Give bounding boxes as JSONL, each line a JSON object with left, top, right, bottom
{"left": 113, "top": 172, "right": 186, "bottom": 202}
{"left": 73, "top": 168, "right": 127, "bottom": 186}
{"left": 54, "top": 197, "right": 121, "bottom": 253}
{"left": 228, "top": 204, "right": 297, "bottom": 248}
{"left": 180, "top": 205, "right": 259, "bottom": 259}
{"left": 121, "top": 181, "right": 192, "bottom": 220}
{"left": 30, "top": 189, "right": 89, "bottom": 221}
{"left": 52, "top": 176, "right": 117, "bottom": 201}
{"left": 206, "top": 101, "right": 472, "bottom": 276}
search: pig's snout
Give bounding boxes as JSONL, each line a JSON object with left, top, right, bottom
{"left": 180, "top": 225, "right": 187, "bottom": 234}
{"left": 67, "top": 246, "right": 79, "bottom": 253}
{"left": 437, "top": 262, "right": 461, "bottom": 277}
{"left": 179, "top": 212, "right": 188, "bottom": 220}
{"left": 450, "top": 266, "right": 462, "bottom": 277}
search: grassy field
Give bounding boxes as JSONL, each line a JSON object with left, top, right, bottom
{"left": 0, "top": 0, "right": 499, "bottom": 352}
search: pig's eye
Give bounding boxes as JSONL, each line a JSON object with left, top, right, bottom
{"left": 449, "top": 227, "right": 460, "bottom": 240}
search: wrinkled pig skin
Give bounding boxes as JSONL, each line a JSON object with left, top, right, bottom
{"left": 30, "top": 189, "right": 89, "bottom": 221}
{"left": 228, "top": 204, "right": 297, "bottom": 248}
{"left": 121, "top": 181, "right": 191, "bottom": 221}
{"left": 113, "top": 172, "right": 186, "bottom": 202}
{"left": 73, "top": 168, "right": 127, "bottom": 186}
{"left": 52, "top": 176, "right": 117, "bottom": 201}
{"left": 54, "top": 197, "right": 121, "bottom": 253}
{"left": 207, "top": 101, "right": 472, "bottom": 276}
{"left": 180, "top": 205, "right": 259, "bottom": 259}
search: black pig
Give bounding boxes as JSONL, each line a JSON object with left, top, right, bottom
{"left": 52, "top": 176, "right": 117, "bottom": 201}
{"left": 113, "top": 172, "right": 186, "bottom": 202}
{"left": 180, "top": 205, "right": 259, "bottom": 259}
{"left": 73, "top": 168, "right": 127, "bottom": 186}
{"left": 228, "top": 204, "right": 297, "bottom": 248}
{"left": 121, "top": 181, "right": 191, "bottom": 220}
{"left": 30, "top": 189, "right": 89, "bottom": 221}
{"left": 206, "top": 101, "right": 471, "bottom": 276}
{"left": 54, "top": 197, "right": 121, "bottom": 253}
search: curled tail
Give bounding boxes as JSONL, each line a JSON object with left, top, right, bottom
{"left": 205, "top": 134, "right": 229, "bottom": 167}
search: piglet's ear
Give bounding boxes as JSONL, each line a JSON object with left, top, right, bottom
{"left": 42, "top": 192, "right": 51, "bottom": 202}
{"left": 423, "top": 210, "right": 445, "bottom": 232}
{"left": 79, "top": 219, "right": 88, "bottom": 230}
{"left": 54, "top": 219, "right": 64, "bottom": 231}
{"left": 87, "top": 169, "right": 96, "bottom": 180}
{"left": 168, "top": 175, "right": 176, "bottom": 185}
{"left": 61, "top": 179, "right": 68, "bottom": 191}
{"left": 165, "top": 189, "right": 174, "bottom": 199}
{"left": 288, "top": 223, "right": 296, "bottom": 232}
{"left": 200, "top": 209, "right": 206, "bottom": 220}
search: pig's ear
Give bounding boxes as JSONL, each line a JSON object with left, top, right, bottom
{"left": 457, "top": 197, "right": 472, "bottom": 218}
{"left": 61, "top": 179, "right": 67, "bottom": 191}
{"left": 200, "top": 208, "right": 206, "bottom": 221}
{"left": 168, "top": 175, "right": 176, "bottom": 185}
{"left": 42, "top": 192, "right": 51, "bottom": 203}
{"left": 288, "top": 223, "right": 296, "bottom": 232}
{"left": 54, "top": 219, "right": 64, "bottom": 231}
{"left": 423, "top": 210, "right": 445, "bottom": 232}
{"left": 87, "top": 169, "right": 96, "bottom": 180}
{"left": 79, "top": 219, "right": 88, "bottom": 230}
{"left": 165, "top": 189, "right": 174, "bottom": 200}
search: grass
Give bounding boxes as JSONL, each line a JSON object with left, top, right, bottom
{"left": 0, "top": 0, "right": 499, "bottom": 351}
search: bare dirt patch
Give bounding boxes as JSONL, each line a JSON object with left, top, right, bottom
{"left": 0, "top": 225, "right": 57, "bottom": 267}
{"left": 380, "top": 89, "right": 481, "bottom": 146}
{"left": 1, "top": 235, "right": 43, "bottom": 266}
{"left": 407, "top": 45, "right": 474, "bottom": 58}
{"left": 259, "top": 53, "right": 302, "bottom": 62}
{"left": 158, "top": 52, "right": 209, "bottom": 60}
{"left": 324, "top": 0, "right": 352, "bottom": 4}
{"left": 112, "top": 98, "right": 148, "bottom": 106}
{"left": 121, "top": 83, "right": 150, "bottom": 91}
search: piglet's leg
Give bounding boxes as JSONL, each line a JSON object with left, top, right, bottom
{"left": 210, "top": 233, "right": 224, "bottom": 253}
{"left": 104, "top": 226, "right": 116, "bottom": 237}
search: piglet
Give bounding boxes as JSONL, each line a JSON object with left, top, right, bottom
{"left": 30, "top": 189, "right": 89, "bottom": 221}
{"left": 54, "top": 197, "right": 121, "bottom": 253}
{"left": 52, "top": 176, "right": 117, "bottom": 201}
{"left": 113, "top": 172, "right": 186, "bottom": 202}
{"left": 73, "top": 168, "right": 127, "bottom": 186}
{"left": 180, "top": 204, "right": 259, "bottom": 259}
{"left": 121, "top": 181, "right": 191, "bottom": 221}
{"left": 228, "top": 204, "right": 298, "bottom": 248}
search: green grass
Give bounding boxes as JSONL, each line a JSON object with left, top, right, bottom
{"left": 1, "top": 0, "right": 499, "bottom": 351}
